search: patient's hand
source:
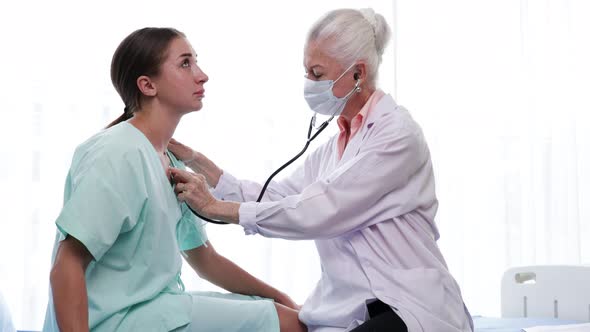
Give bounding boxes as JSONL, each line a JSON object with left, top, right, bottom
{"left": 275, "top": 292, "right": 302, "bottom": 311}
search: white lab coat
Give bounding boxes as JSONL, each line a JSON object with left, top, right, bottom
{"left": 211, "top": 94, "right": 473, "bottom": 332}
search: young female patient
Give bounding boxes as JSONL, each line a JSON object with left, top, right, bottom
{"left": 42, "top": 27, "right": 305, "bottom": 332}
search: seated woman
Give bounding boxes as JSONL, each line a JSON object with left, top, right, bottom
{"left": 42, "top": 27, "right": 305, "bottom": 332}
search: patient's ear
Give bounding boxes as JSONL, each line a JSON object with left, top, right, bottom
{"left": 137, "top": 75, "right": 157, "bottom": 97}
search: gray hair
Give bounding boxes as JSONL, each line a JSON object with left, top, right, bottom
{"left": 306, "top": 8, "right": 391, "bottom": 87}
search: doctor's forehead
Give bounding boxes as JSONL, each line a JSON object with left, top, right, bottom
{"left": 304, "top": 42, "right": 330, "bottom": 69}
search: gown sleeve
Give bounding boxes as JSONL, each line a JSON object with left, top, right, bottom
{"left": 168, "top": 151, "right": 208, "bottom": 251}
{"left": 55, "top": 147, "right": 149, "bottom": 261}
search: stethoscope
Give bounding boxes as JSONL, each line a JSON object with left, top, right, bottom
{"left": 178, "top": 78, "right": 361, "bottom": 225}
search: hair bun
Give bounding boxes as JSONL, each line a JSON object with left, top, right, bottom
{"left": 359, "top": 8, "right": 377, "bottom": 29}
{"left": 359, "top": 8, "right": 391, "bottom": 57}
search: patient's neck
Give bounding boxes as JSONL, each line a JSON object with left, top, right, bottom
{"left": 128, "top": 103, "right": 180, "bottom": 155}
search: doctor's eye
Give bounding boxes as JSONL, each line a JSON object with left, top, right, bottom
{"left": 311, "top": 69, "right": 323, "bottom": 79}
{"left": 306, "top": 72, "right": 322, "bottom": 79}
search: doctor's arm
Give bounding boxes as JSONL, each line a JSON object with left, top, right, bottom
{"left": 182, "top": 241, "right": 298, "bottom": 310}
{"left": 168, "top": 138, "right": 307, "bottom": 203}
{"left": 171, "top": 128, "right": 427, "bottom": 240}
{"left": 50, "top": 235, "right": 92, "bottom": 332}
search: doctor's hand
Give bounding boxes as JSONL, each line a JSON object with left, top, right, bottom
{"left": 168, "top": 138, "right": 222, "bottom": 188}
{"left": 169, "top": 168, "right": 240, "bottom": 223}
{"left": 170, "top": 168, "right": 216, "bottom": 214}
{"left": 168, "top": 138, "right": 197, "bottom": 164}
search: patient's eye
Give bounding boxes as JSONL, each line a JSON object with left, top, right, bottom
{"left": 181, "top": 59, "right": 191, "bottom": 68}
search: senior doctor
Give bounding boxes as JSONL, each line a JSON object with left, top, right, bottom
{"left": 168, "top": 8, "right": 473, "bottom": 332}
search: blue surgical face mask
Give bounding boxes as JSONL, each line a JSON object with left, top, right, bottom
{"left": 304, "top": 62, "right": 360, "bottom": 117}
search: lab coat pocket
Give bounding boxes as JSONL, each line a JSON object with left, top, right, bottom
{"left": 325, "top": 154, "right": 364, "bottom": 184}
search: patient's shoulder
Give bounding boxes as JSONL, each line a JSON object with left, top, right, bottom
{"left": 71, "top": 122, "right": 148, "bottom": 171}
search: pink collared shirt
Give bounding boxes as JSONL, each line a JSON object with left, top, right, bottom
{"left": 336, "top": 90, "right": 385, "bottom": 159}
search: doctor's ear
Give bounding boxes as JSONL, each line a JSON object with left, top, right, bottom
{"left": 137, "top": 75, "right": 157, "bottom": 97}
{"left": 353, "top": 62, "right": 368, "bottom": 83}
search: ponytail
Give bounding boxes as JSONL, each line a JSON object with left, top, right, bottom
{"left": 106, "top": 107, "right": 133, "bottom": 129}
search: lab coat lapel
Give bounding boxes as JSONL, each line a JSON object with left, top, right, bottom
{"left": 338, "top": 94, "right": 398, "bottom": 164}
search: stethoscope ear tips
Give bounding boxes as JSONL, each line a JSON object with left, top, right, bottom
{"left": 353, "top": 74, "right": 362, "bottom": 93}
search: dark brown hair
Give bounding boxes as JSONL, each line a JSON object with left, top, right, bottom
{"left": 106, "top": 27, "right": 185, "bottom": 128}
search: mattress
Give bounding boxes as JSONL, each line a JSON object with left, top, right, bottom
{"left": 474, "top": 316, "right": 583, "bottom": 332}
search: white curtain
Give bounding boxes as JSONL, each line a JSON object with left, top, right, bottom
{"left": 0, "top": 0, "right": 588, "bottom": 330}
{"left": 394, "top": 0, "right": 590, "bottom": 318}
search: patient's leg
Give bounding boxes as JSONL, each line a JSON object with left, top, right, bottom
{"left": 275, "top": 302, "right": 307, "bottom": 332}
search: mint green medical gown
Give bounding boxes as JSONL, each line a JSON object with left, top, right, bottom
{"left": 42, "top": 121, "right": 279, "bottom": 332}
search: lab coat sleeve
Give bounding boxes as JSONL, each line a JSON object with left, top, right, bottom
{"left": 239, "top": 125, "right": 430, "bottom": 240}
{"left": 55, "top": 149, "right": 149, "bottom": 261}
{"left": 211, "top": 158, "right": 308, "bottom": 203}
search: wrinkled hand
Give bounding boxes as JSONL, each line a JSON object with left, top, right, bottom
{"left": 169, "top": 168, "right": 216, "bottom": 216}
{"left": 275, "top": 292, "right": 302, "bottom": 311}
{"left": 168, "top": 138, "right": 222, "bottom": 188}
{"left": 168, "top": 138, "right": 197, "bottom": 164}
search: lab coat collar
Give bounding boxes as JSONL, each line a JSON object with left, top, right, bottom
{"left": 361, "top": 94, "right": 398, "bottom": 137}
{"left": 338, "top": 94, "right": 398, "bottom": 163}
